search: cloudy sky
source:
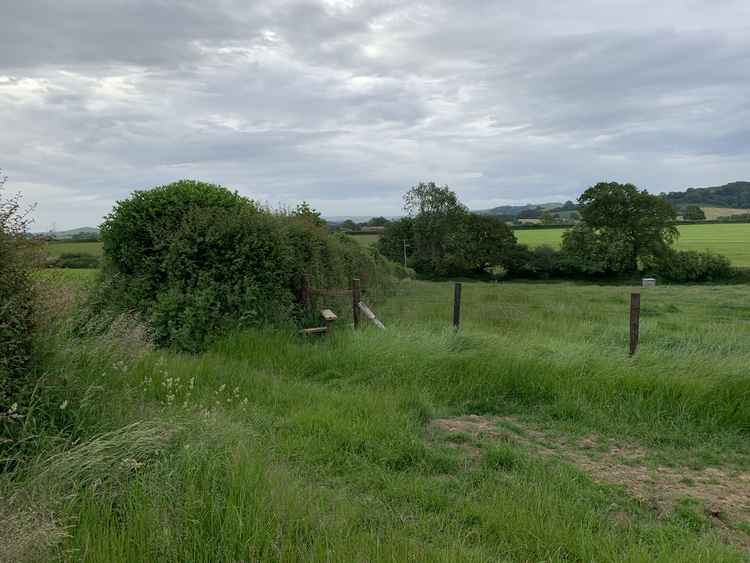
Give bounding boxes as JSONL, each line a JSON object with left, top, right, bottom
{"left": 2, "top": 1, "right": 749, "bottom": 229}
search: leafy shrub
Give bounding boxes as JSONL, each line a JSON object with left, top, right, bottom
{"left": 100, "top": 179, "right": 253, "bottom": 300}
{"left": 0, "top": 188, "right": 41, "bottom": 402}
{"left": 47, "top": 252, "right": 100, "bottom": 269}
{"left": 93, "top": 180, "right": 399, "bottom": 351}
{"left": 562, "top": 225, "right": 637, "bottom": 275}
{"left": 682, "top": 205, "right": 706, "bottom": 221}
{"left": 561, "top": 182, "right": 678, "bottom": 274}
{"left": 643, "top": 249, "right": 733, "bottom": 282}
{"left": 504, "top": 245, "right": 572, "bottom": 279}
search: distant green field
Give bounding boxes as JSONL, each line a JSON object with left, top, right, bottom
{"left": 350, "top": 234, "right": 381, "bottom": 247}
{"left": 46, "top": 241, "right": 103, "bottom": 257}
{"left": 41, "top": 226, "right": 749, "bottom": 267}
{"left": 515, "top": 224, "right": 750, "bottom": 267}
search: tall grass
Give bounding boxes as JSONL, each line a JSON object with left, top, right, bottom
{"left": 3, "top": 279, "right": 750, "bottom": 561}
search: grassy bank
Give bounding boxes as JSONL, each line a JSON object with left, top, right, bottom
{"left": 3, "top": 280, "right": 750, "bottom": 561}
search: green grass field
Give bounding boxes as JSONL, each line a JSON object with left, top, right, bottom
{"left": 46, "top": 241, "right": 103, "bottom": 257}
{"left": 7, "top": 279, "right": 750, "bottom": 561}
{"left": 515, "top": 223, "right": 750, "bottom": 267}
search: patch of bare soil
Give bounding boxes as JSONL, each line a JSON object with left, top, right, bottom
{"left": 430, "top": 415, "right": 750, "bottom": 549}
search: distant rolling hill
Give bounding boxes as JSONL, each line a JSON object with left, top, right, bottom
{"left": 478, "top": 181, "right": 750, "bottom": 219}
{"left": 662, "top": 181, "right": 750, "bottom": 210}
{"left": 477, "top": 202, "right": 563, "bottom": 217}
{"left": 40, "top": 227, "right": 100, "bottom": 240}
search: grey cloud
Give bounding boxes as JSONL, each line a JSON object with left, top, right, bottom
{"left": 1, "top": 1, "right": 749, "bottom": 229}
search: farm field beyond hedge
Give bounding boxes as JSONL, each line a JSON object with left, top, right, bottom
{"left": 9, "top": 278, "right": 750, "bottom": 561}
{"left": 46, "top": 241, "right": 104, "bottom": 257}
{"left": 515, "top": 223, "right": 750, "bottom": 267}
{"left": 43, "top": 223, "right": 750, "bottom": 267}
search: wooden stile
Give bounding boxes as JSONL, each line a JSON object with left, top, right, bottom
{"left": 321, "top": 308, "right": 337, "bottom": 334}
{"left": 320, "top": 309, "right": 337, "bottom": 322}
{"left": 358, "top": 302, "right": 385, "bottom": 330}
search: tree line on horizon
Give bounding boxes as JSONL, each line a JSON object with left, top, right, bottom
{"left": 378, "top": 181, "right": 736, "bottom": 282}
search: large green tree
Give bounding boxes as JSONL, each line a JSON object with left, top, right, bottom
{"left": 380, "top": 182, "right": 517, "bottom": 276}
{"left": 449, "top": 213, "right": 517, "bottom": 274}
{"left": 562, "top": 181, "right": 678, "bottom": 273}
{"left": 403, "top": 182, "right": 468, "bottom": 275}
{"left": 683, "top": 205, "right": 706, "bottom": 221}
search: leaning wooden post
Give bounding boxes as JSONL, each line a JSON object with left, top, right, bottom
{"left": 453, "top": 282, "right": 462, "bottom": 330}
{"left": 629, "top": 292, "right": 641, "bottom": 355}
{"left": 352, "top": 278, "right": 361, "bottom": 329}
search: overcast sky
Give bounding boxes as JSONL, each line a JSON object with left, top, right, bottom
{"left": 2, "top": 1, "right": 749, "bottom": 229}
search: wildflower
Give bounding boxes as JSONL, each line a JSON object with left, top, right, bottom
{"left": 59, "top": 400, "right": 69, "bottom": 410}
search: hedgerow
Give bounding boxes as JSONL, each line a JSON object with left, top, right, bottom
{"left": 91, "top": 180, "right": 405, "bottom": 351}
{"left": 0, "top": 188, "right": 41, "bottom": 404}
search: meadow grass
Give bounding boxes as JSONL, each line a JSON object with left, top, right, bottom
{"left": 4, "top": 280, "right": 750, "bottom": 561}
{"left": 514, "top": 223, "right": 750, "bottom": 266}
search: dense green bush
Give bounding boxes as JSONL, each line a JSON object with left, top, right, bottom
{"left": 95, "top": 180, "right": 401, "bottom": 351}
{"left": 561, "top": 182, "right": 678, "bottom": 275}
{"left": 643, "top": 249, "right": 733, "bottom": 283}
{"left": 379, "top": 183, "right": 518, "bottom": 277}
{"left": 504, "top": 245, "right": 573, "bottom": 279}
{"left": 561, "top": 225, "right": 634, "bottom": 275}
{"left": 506, "top": 182, "right": 735, "bottom": 282}
{"left": 48, "top": 252, "right": 101, "bottom": 269}
{"left": 0, "top": 189, "right": 39, "bottom": 402}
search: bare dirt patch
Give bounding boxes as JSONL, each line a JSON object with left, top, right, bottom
{"left": 431, "top": 415, "right": 750, "bottom": 546}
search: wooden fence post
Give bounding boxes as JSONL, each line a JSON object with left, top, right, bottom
{"left": 453, "top": 282, "right": 462, "bottom": 329}
{"left": 352, "top": 278, "right": 361, "bottom": 329}
{"left": 629, "top": 292, "right": 641, "bottom": 355}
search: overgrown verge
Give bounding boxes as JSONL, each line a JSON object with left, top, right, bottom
{"left": 3, "top": 277, "right": 750, "bottom": 561}
{"left": 0, "top": 187, "right": 42, "bottom": 413}
{"left": 83, "top": 180, "right": 409, "bottom": 352}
